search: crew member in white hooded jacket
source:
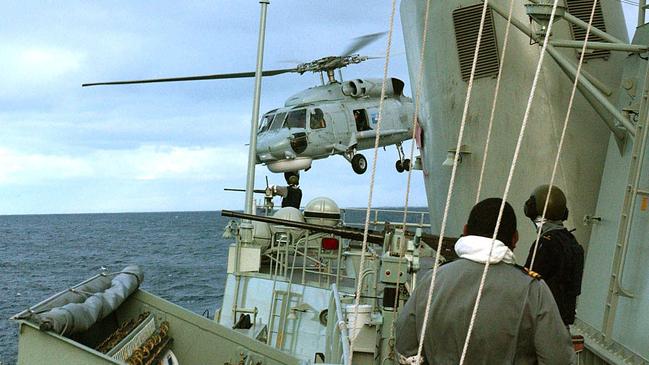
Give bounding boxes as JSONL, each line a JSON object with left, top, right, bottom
{"left": 395, "top": 198, "right": 575, "bottom": 364}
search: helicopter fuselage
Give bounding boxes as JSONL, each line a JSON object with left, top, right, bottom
{"left": 255, "top": 78, "right": 414, "bottom": 174}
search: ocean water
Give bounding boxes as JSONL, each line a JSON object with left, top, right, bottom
{"left": 0, "top": 208, "right": 427, "bottom": 364}
{"left": 0, "top": 211, "right": 229, "bottom": 364}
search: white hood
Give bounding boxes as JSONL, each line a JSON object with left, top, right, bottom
{"left": 454, "top": 235, "right": 516, "bottom": 264}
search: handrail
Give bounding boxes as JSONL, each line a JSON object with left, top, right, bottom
{"left": 331, "top": 284, "right": 351, "bottom": 365}
{"left": 11, "top": 273, "right": 106, "bottom": 320}
{"left": 345, "top": 221, "right": 431, "bottom": 228}
{"left": 340, "top": 207, "right": 431, "bottom": 229}
{"left": 263, "top": 230, "right": 346, "bottom": 290}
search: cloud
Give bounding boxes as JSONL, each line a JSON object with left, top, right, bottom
{"left": 0, "top": 145, "right": 246, "bottom": 186}
{"left": 123, "top": 146, "right": 247, "bottom": 181}
{"left": 0, "top": 148, "right": 92, "bottom": 184}
{"left": 0, "top": 45, "right": 84, "bottom": 86}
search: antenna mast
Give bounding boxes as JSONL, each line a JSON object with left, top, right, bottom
{"left": 244, "top": 0, "right": 270, "bottom": 215}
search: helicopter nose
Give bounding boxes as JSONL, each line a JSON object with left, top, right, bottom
{"left": 257, "top": 132, "right": 299, "bottom": 161}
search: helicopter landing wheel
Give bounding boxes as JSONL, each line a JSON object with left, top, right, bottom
{"left": 403, "top": 159, "right": 411, "bottom": 171}
{"left": 396, "top": 160, "right": 404, "bottom": 173}
{"left": 351, "top": 154, "right": 367, "bottom": 174}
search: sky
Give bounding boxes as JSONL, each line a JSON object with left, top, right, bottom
{"left": 0, "top": 1, "right": 640, "bottom": 215}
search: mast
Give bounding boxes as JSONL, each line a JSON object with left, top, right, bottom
{"left": 244, "top": 0, "right": 270, "bottom": 215}
{"left": 233, "top": 0, "right": 270, "bottom": 324}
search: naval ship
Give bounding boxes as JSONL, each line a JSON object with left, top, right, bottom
{"left": 11, "top": 0, "right": 649, "bottom": 364}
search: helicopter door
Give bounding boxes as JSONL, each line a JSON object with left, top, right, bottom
{"left": 307, "top": 107, "right": 335, "bottom": 154}
{"left": 353, "top": 109, "right": 371, "bottom": 131}
{"left": 326, "top": 104, "right": 349, "bottom": 142}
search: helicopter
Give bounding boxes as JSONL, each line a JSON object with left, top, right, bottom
{"left": 83, "top": 32, "right": 415, "bottom": 175}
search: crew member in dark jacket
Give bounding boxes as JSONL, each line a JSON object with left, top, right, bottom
{"left": 524, "top": 184, "right": 585, "bottom": 326}
{"left": 270, "top": 172, "right": 302, "bottom": 209}
{"left": 281, "top": 172, "right": 302, "bottom": 209}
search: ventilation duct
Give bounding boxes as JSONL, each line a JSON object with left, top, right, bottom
{"left": 452, "top": 3, "right": 500, "bottom": 82}
{"left": 566, "top": 0, "right": 610, "bottom": 61}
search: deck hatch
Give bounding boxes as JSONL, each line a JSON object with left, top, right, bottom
{"left": 566, "top": 0, "right": 610, "bottom": 60}
{"left": 452, "top": 3, "right": 500, "bottom": 82}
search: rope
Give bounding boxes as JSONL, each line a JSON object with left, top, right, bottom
{"left": 529, "top": 0, "right": 600, "bottom": 271}
{"left": 475, "top": 0, "right": 516, "bottom": 204}
{"left": 414, "top": 0, "right": 491, "bottom": 362}
{"left": 459, "top": 1, "right": 562, "bottom": 363}
{"left": 349, "top": 0, "right": 398, "bottom": 361}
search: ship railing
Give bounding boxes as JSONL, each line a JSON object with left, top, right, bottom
{"left": 340, "top": 207, "right": 430, "bottom": 231}
{"left": 327, "top": 284, "right": 351, "bottom": 365}
{"left": 265, "top": 230, "right": 345, "bottom": 290}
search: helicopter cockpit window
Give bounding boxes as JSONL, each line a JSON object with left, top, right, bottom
{"left": 259, "top": 114, "right": 274, "bottom": 133}
{"left": 269, "top": 112, "right": 287, "bottom": 131}
{"left": 310, "top": 108, "right": 326, "bottom": 129}
{"left": 354, "top": 109, "right": 371, "bottom": 131}
{"left": 285, "top": 109, "right": 306, "bottom": 129}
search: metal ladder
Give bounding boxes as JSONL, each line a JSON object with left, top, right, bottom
{"left": 602, "top": 56, "right": 649, "bottom": 337}
{"left": 267, "top": 290, "right": 301, "bottom": 350}
{"left": 267, "top": 291, "right": 285, "bottom": 347}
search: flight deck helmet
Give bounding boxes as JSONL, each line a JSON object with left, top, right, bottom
{"left": 524, "top": 184, "right": 569, "bottom": 221}
{"left": 284, "top": 171, "right": 299, "bottom": 186}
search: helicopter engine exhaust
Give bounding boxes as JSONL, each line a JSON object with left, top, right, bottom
{"left": 341, "top": 78, "right": 405, "bottom": 98}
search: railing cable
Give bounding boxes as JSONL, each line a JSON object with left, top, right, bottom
{"left": 349, "top": 0, "right": 398, "bottom": 362}
{"left": 529, "top": 0, "right": 600, "bottom": 271}
{"left": 459, "top": 1, "right": 563, "bottom": 363}
{"left": 414, "top": 0, "right": 492, "bottom": 362}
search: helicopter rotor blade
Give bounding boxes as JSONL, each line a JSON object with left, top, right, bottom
{"left": 364, "top": 51, "right": 405, "bottom": 60}
{"left": 82, "top": 68, "right": 297, "bottom": 87}
{"left": 277, "top": 59, "right": 307, "bottom": 64}
{"left": 340, "top": 31, "right": 386, "bottom": 57}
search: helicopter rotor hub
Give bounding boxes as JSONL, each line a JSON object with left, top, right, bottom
{"left": 296, "top": 55, "right": 368, "bottom": 74}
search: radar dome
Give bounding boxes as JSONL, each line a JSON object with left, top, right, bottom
{"left": 271, "top": 207, "right": 305, "bottom": 239}
{"left": 252, "top": 221, "right": 272, "bottom": 251}
{"left": 304, "top": 197, "right": 341, "bottom": 227}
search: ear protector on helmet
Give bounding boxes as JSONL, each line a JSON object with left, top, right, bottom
{"left": 287, "top": 175, "right": 299, "bottom": 186}
{"left": 284, "top": 171, "right": 299, "bottom": 186}
{"left": 524, "top": 195, "right": 537, "bottom": 220}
